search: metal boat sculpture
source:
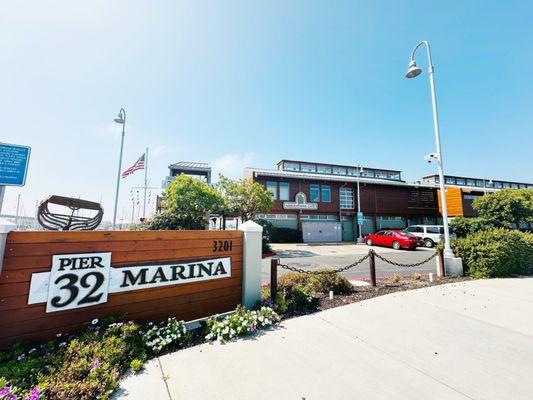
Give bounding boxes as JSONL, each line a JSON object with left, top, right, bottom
{"left": 37, "top": 195, "right": 103, "bottom": 231}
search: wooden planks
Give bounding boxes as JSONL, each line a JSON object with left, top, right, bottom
{"left": 437, "top": 187, "right": 464, "bottom": 217}
{"left": 0, "top": 229, "right": 244, "bottom": 349}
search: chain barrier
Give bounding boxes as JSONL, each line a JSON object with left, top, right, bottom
{"left": 372, "top": 249, "right": 437, "bottom": 267}
{"left": 278, "top": 252, "right": 371, "bottom": 275}
{"left": 276, "top": 249, "right": 438, "bottom": 274}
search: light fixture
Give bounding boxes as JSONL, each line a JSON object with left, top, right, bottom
{"left": 405, "top": 60, "right": 422, "bottom": 79}
{"left": 114, "top": 111, "right": 125, "bottom": 124}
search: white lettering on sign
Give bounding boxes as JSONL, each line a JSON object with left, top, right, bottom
{"left": 29, "top": 255, "right": 232, "bottom": 312}
{"left": 46, "top": 253, "right": 112, "bottom": 313}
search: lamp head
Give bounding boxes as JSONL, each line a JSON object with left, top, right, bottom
{"left": 114, "top": 110, "right": 125, "bottom": 124}
{"left": 405, "top": 60, "right": 422, "bottom": 79}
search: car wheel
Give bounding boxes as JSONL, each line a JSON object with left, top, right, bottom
{"left": 366, "top": 239, "right": 373, "bottom": 246}
{"left": 392, "top": 241, "right": 401, "bottom": 250}
{"left": 424, "top": 238, "right": 435, "bottom": 248}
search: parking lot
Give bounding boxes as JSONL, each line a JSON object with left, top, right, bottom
{"left": 261, "top": 243, "right": 438, "bottom": 283}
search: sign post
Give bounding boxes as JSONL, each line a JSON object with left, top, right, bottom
{"left": 0, "top": 143, "right": 31, "bottom": 213}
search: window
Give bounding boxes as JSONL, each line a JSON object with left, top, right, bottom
{"left": 332, "top": 166, "right": 346, "bottom": 175}
{"left": 502, "top": 182, "right": 511, "bottom": 188}
{"left": 445, "top": 177, "right": 456, "bottom": 184}
{"left": 283, "top": 162, "right": 300, "bottom": 171}
{"left": 426, "top": 227, "right": 440, "bottom": 234}
{"left": 266, "top": 181, "right": 277, "bottom": 200}
{"left": 388, "top": 172, "right": 401, "bottom": 180}
{"left": 295, "top": 192, "right": 305, "bottom": 205}
{"left": 375, "top": 171, "right": 387, "bottom": 179}
{"left": 463, "top": 194, "right": 477, "bottom": 200}
{"left": 406, "top": 226, "right": 423, "bottom": 233}
{"left": 361, "top": 170, "right": 375, "bottom": 178}
{"left": 466, "top": 179, "right": 476, "bottom": 187}
{"left": 279, "top": 182, "right": 290, "bottom": 200}
{"left": 310, "top": 184, "right": 320, "bottom": 202}
{"left": 339, "top": 187, "right": 354, "bottom": 209}
{"left": 347, "top": 168, "right": 357, "bottom": 176}
{"left": 519, "top": 184, "right": 527, "bottom": 189}
{"left": 316, "top": 165, "right": 332, "bottom": 174}
{"left": 321, "top": 185, "right": 331, "bottom": 202}
{"left": 301, "top": 214, "right": 337, "bottom": 221}
{"left": 494, "top": 181, "right": 503, "bottom": 189}
{"left": 456, "top": 178, "right": 466, "bottom": 185}
{"left": 257, "top": 213, "right": 297, "bottom": 220}
{"left": 301, "top": 163, "right": 316, "bottom": 172}
{"left": 511, "top": 183, "right": 519, "bottom": 189}
{"left": 475, "top": 180, "right": 484, "bottom": 187}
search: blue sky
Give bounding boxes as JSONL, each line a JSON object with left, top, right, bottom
{"left": 1, "top": 0, "right": 532, "bottom": 221}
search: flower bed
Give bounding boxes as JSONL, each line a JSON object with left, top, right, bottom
{"left": 0, "top": 306, "right": 280, "bottom": 400}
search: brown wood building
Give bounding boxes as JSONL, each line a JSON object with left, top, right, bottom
{"left": 246, "top": 160, "right": 533, "bottom": 242}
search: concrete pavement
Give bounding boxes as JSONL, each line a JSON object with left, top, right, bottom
{"left": 115, "top": 278, "right": 533, "bottom": 400}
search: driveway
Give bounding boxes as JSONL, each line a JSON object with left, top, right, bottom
{"left": 115, "top": 277, "right": 533, "bottom": 400}
{"left": 262, "top": 243, "right": 438, "bottom": 283}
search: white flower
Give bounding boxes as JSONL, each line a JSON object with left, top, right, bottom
{"left": 28, "top": 348, "right": 36, "bottom": 354}
{"left": 91, "top": 319, "right": 99, "bottom": 325}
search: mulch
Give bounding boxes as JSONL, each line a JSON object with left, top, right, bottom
{"left": 280, "top": 275, "right": 472, "bottom": 319}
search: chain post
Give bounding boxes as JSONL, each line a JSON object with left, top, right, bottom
{"left": 437, "top": 247, "right": 445, "bottom": 277}
{"left": 270, "top": 258, "right": 278, "bottom": 302}
{"left": 369, "top": 250, "right": 376, "bottom": 287}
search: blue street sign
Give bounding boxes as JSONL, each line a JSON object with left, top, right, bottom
{"left": 0, "top": 143, "right": 31, "bottom": 186}
{"left": 357, "top": 212, "right": 364, "bottom": 225}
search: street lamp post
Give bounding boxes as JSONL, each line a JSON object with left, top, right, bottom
{"left": 405, "top": 41, "right": 453, "bottom": 258}
{"left": 112, "top": 108, "right": 126, "bottom": 230}
{"left": 356, "top": 165, "right": 364, "bottom": 243}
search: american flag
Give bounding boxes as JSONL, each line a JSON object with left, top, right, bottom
{"left": 122, "top": 153, "right": 145, "bottom": 178}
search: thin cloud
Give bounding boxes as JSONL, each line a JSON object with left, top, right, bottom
{"left": 212, "top": 152, "right": 255, "bottom": 179}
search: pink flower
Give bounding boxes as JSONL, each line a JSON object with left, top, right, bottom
{"left": 0, "top": 386, "right": 12, "bottom": 396}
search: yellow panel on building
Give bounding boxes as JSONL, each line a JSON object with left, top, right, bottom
{"left": 437, "top": 186, "right": 464, "bottom": 217}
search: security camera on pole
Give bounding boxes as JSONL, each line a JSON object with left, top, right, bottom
{"left": 405, "top": 40, "right": 463, "bottom": 275}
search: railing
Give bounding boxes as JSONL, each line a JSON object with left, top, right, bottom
{"left": 270, "top": 248, "right": 445, "bottom": 301}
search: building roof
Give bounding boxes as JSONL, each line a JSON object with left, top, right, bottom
{"left": 422, "top": 174, "right": 532, "bottom": 187}
{"left": 277, "top": 159, "right": 402, "bottom": 173}
{"left": 247, "top": 167, "right": 434, "bottom": 189}
{"left": 168, "top": 162, "right": 211, "bottom": 171}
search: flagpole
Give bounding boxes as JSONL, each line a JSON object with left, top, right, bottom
{"left": 143, "top": 148, "right": 148, "bottom": 219}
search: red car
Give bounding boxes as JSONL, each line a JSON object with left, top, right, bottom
{"left": 364, "top": 230, "right": 424, "bottom": 250}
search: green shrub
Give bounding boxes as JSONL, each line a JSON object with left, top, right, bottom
{"left": 453, "top": 228, "right": 533, "bottom": 278}
{"left": 450, "top": 217, "right": 493, "bottom": 238}
{"left": 130, "top": 359, "right": 144, "bottom": 373}
{"left": 307, "top": 269, "right": 354, "bottom": 295}
{"left": 137, "top": 211, "right": 188, "bottom": 230}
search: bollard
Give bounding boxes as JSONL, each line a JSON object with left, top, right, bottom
{"left": 329, "top": 290, "right": 334, "bottom": 300}
{"left": 437, "top": 247, "right": 445, "bottom": 278}
{"left": 270, "top": 258, "right": 278, "bottom": 302}
{"left": 369, "top": 250, "right": 376, "bottom": 287}
{"left": 429, "top": 272, "right": 434, "bottom": 283}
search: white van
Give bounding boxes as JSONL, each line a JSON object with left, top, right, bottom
{"left": 404, "top": 225, "right": 455, "bottom": 248}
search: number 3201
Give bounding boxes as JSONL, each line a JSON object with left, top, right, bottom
{"left": 212, "top": 240, "right": 233, "bottom": 252}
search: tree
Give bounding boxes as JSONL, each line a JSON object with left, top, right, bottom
{"left": 473, "top": 189, "right": 533, "bottom": 228}
{"left": 163, "top": 174, "right": 223, "bottom": 229}
{"left": 217, "top": 175, "right": 273, "bottom": 221}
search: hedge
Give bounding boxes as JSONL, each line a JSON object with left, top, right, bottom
{"left": 452, "top": 228, "right": 533, "bottom": 278}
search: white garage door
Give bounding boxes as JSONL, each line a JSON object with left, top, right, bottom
{"left": 302, "top": 221, "right": 342, "bottom": 243}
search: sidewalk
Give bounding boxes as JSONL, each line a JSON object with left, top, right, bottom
{"left": 114, "top": 278, "right": 533, "bottom": 400}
